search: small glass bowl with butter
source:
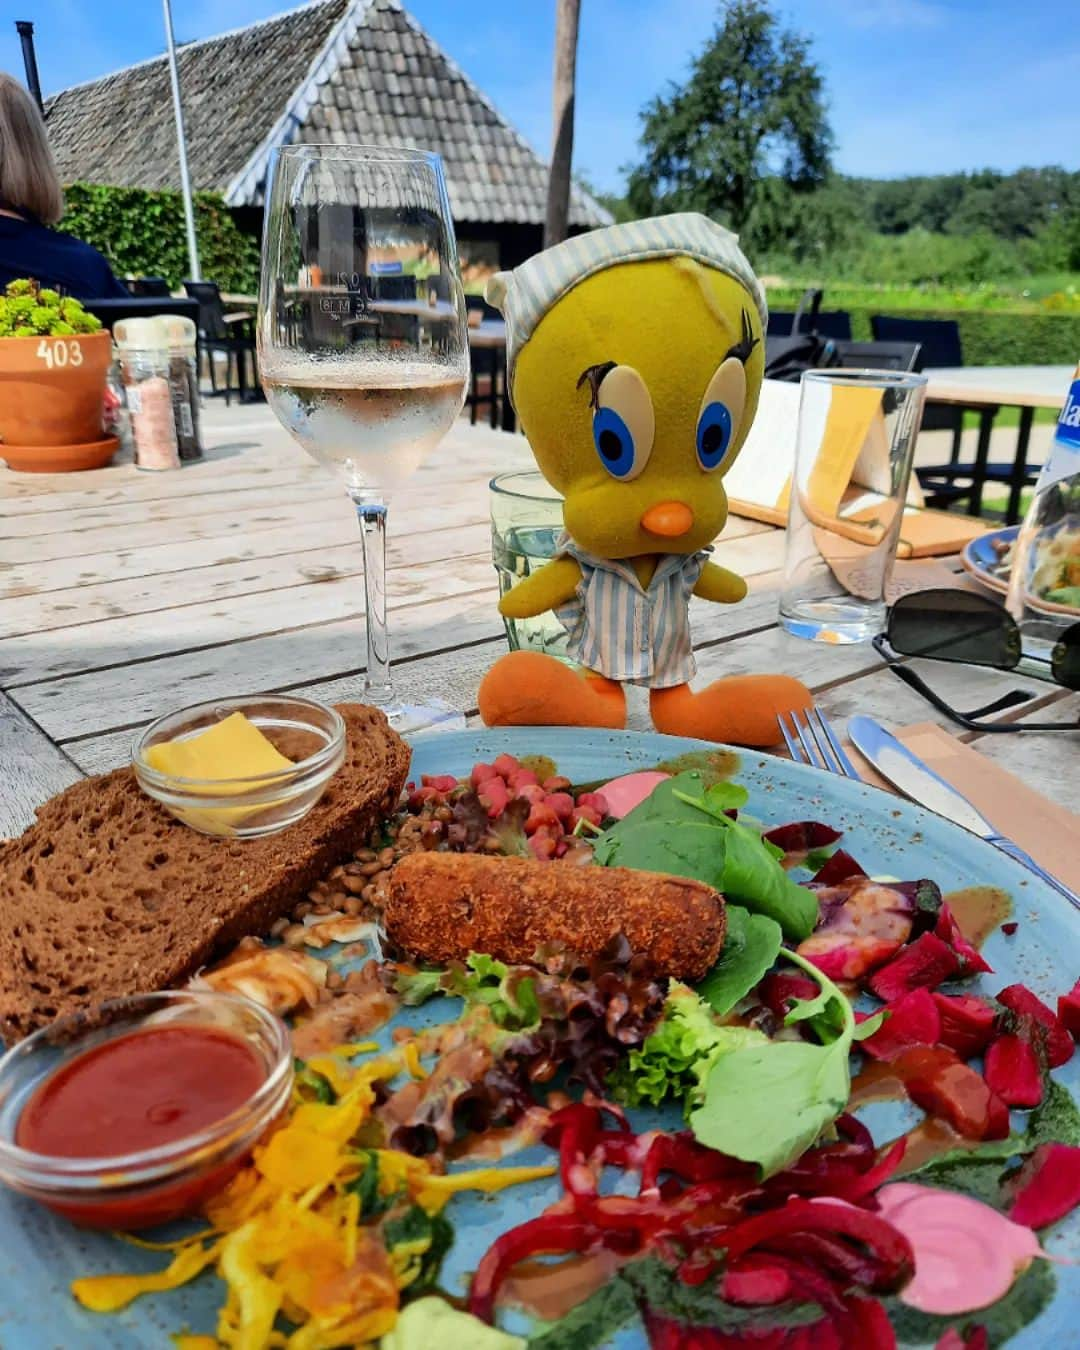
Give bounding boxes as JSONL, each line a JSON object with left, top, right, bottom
{"left": 132, "top": 695, "right": 347, "bottom": 838}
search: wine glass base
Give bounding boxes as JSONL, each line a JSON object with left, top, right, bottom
{"left": 377, "top": 697, "right": 466, "bottom": 736}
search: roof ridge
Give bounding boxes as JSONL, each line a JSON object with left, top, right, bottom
{"left": 45, "top": 0, "right": 344, "bottom": 104}
{"left": 225, "top": 0, "right": 379, "bottom": 206}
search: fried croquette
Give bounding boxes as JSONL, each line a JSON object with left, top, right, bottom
{"left": 381, "top": 851, "right": 725, "bottom": 980}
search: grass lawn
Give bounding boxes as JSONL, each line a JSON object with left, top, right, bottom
{"left": 962, "top": 407, "right": 1059, "bottom": 429}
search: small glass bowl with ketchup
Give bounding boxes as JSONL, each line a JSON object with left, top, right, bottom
{"left": 0, "top": 991, "right": 292, "bottom": 1229}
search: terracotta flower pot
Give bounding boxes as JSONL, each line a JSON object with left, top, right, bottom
{"left": 0, "top": 330, "right": 118, "bottom": 472}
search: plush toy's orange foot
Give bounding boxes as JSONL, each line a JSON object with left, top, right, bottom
{"left": 650, "top": 676, "right": 813, "bottom": 748}
{"left": 478, "top": 651, "right": 626, "bottom": 728}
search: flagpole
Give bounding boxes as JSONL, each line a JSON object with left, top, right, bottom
{"left": 162, "top": 0, "right": 201, "bottom": 280}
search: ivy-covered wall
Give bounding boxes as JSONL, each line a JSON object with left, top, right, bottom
{"left": 58, "top": 183, "right": 261, "bottom": 293}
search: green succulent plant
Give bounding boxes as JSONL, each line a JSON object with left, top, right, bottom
{"left": 0, "top": 279, "right": 102, "bottom": 338}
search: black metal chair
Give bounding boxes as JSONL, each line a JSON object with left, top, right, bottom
{"left": 871, "top": 315, "right": 1039, "bottom": 521}
{"left": 465, "top": 296, "right": 507, "bottom": 429}
{"left": 183, "top": 280, "right": 256, "bottom": 405}
{"left": 767, "top": 309, "right": 852, "bottom": 340}
{"left": 832, "top": 340, "right": 921, "bottom": 372}
{"left": 126, "top": 276, "right": 172, "bottom": 298}
{"left": 871, "top": 315, "right": 966, "bottom": 463}
{"left": 83, "top": 296, "right": 200, "bottom": 330}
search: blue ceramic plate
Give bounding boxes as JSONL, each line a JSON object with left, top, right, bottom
{"left": 961, "top": 525, "right": 1015, "bottom": 600}
{"left": 1, "top": 728, "right": 1077, "bottom": 1347}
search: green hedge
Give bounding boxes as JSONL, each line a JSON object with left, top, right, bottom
{"left": 844, "top": 307, "right": 1080, "bottom": 366}
{"left": 58, "top": 183, "right": 260, "bottom": 293}
{"left": 764, "top": 291, "right": 1080, "bottom": 366}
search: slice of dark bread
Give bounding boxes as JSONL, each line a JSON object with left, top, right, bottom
{"left": 0, "top": 703, "right": 410, "bottom": 1043}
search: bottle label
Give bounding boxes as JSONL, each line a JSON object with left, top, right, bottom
{"left": 1034, "top": 377, "right": 1080, "bottom": 493}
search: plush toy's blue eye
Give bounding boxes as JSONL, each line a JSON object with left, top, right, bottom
{"left": 696, "top": 401, "right": 733, "bottom": 471}
{"left": 593, "top": 406, "right": 639, "bottom": 478}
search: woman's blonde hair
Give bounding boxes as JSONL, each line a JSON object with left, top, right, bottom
{"left": 0, "top": 71, "right": 63, "bottom": 226}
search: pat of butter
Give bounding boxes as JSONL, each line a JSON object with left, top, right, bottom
{"left": 144, "top": 712, "right": 293, "bottom": 781}
{"left": 143, "top": 713, "right": 293, "bottom": 835}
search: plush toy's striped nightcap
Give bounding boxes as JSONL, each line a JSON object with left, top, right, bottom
{"left": 485, "top": 212, "right": 767, "bottom": 388}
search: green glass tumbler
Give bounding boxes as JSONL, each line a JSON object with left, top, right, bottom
{"left": 490, "top": 471, "right": 570, "bottom": 658}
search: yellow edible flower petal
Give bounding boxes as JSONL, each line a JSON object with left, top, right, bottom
{"left": 411, "top": 1164, "right": 557, "bottom": 1214}
{"left": 72, "top": 1240, "right": 219, "bottom": 1312}
{"left": 257, "top": 1128, "right": 343, "bottom": 1193}
{"left": 401, "top": 1041, "right": 427, "bottom": 1080}
{"left": 217, "top": 1220, "right": 283, "bottom": 1350}
{"left": 173, "top": 1337, "right": 220, "bottom": 1350}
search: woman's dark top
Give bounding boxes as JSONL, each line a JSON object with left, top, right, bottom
{"left": 0, "top": 213, "right": 128, "bottom": 299}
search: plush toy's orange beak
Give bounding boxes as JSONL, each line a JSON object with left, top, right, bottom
{"left": 640, "top": 501, "right": 694, "bottom": 538}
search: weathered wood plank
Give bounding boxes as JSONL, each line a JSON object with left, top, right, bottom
{"left": 0, "top": 521, "right": 494, "bottom": 635}
{"left": 0, "top": 553, "right": 498, "bottom": 686}
{"left": 0, "top": 692, "right": 83, "bottom": 839}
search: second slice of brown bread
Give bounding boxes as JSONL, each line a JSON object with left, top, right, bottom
{"left": 0, "top": 703, "right": 410, "bottom": 1043}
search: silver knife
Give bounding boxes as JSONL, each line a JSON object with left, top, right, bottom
{"left": 848, "top": 715, "right": 1079, "bottom": 911}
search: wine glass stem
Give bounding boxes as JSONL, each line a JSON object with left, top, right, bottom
{"left": 352, "top": 497, "right": 393, "bottom": 705}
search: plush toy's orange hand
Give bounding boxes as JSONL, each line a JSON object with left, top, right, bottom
{"left": 693, "top": 561, "right": 748, "bottom": 604}
{"left": 498, "top": 557, "right": 582, "bottom": 619}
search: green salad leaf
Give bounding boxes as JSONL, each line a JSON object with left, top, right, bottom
{"left": 696, "top": 905, "right": 782, "bottom": 1016}
{"left": 609, "top": 982, "right": 767, "bottom": 1110}
{"left": 689, "top": 948, "right": 858, "bottom": 1176}
{"left": 382, "top": 1205, "right": 454, "bottom": 1293}
{"left": 593, "top": 772, "right": 818, "bottom": 940}
{"left": 674, "top": 781, "right": 818, "bottom": 939}
{"left": 593, "top": 819, "right": 727, "bottom": 888}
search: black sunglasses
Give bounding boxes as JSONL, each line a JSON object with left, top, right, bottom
{"left": 873, "top": 589, "right": 1080, "bottom": 733}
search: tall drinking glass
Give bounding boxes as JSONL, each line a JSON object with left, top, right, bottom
{"left": 778, "top": 368, "right": 926, "bottom": 644}
{"left": 259, "top": 145, "right": 468, "bottom": 730}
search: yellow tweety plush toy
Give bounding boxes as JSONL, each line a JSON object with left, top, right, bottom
{"left": 477, "top": 213, "right": 811, "bottom": 746}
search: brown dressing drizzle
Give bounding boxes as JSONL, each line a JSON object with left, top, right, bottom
{"left": 502, "top": 1249, "right": 623, "bottom": 1321}
{"left": 651, "top": 748, "right": 740, "bottom": 783}
{"left": 942, "top": 886, "right": 1013, "bottom": 949}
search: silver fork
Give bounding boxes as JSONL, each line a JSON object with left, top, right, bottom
{"left": 778, "top": 706, "right": 861, "bottom": 780}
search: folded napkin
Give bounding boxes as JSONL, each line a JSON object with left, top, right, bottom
{"left": 848, "top": 721, "right": 1080, "bottom": 892}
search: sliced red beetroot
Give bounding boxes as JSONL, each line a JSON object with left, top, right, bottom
{"left": 985, "top": 1019, "right": 1045, "bottom": 1109}
{"left": 763, "top": 821, "right": 843, "bottom": 853}
{"left": 934, "top": 904, "right": 992, "bottom": 974}
{"left": 868, "top": 933, "right": 961, "bottom": 1002}
{"left": 1007, "top": 1142, "right": 1080, "bottom": 1229}
{"left": 897, "top": 1045, "right": 1010, "bottom": 1140}
{"left": 933, "top": 993, "right": 997, "bottom": 1060}
{"left": 858, "top": 989, "right": 941, "bottom": 1062}
{"left": 895, "top": 879, "right": 944, "bottom": 936}
{"left": 757, "top": 972, "right": 822, "bottom": 1020}
{"left": 798, "top": 879, "right": 917, "bottom": 982}
{"left": 811, "top": 849, "right": 867, "bottom": 886}
{"left": 1058, "top": 979, "right": 1080, "bottom": 1041}
{"left": 996, "top": 984, "right": 1074, "bottom": 1067}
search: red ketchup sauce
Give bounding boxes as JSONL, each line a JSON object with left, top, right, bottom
{"left": 17, "top": 1025, "right": 266, "bottom": 1228}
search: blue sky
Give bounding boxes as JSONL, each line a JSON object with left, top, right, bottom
{"left": 0, "top": 0, "right": 1076, "bottom": 194}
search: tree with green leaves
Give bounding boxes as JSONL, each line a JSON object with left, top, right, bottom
{"left": 626, "top": 0, "right": 831, "bottom": 236}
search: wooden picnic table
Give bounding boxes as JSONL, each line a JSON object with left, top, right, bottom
{"left": 921, "top": 364, "right": 1073, "bottom": 522}
{"left": 1, "top": 407, "right": 1076, "bottom": 841}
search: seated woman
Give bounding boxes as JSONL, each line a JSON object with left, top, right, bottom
{"left": 0, "top": 71, "right": 127, "bottom": 298}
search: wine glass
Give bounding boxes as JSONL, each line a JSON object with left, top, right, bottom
{"left": 258, "top": 144, "right": 469, "bottom": 731}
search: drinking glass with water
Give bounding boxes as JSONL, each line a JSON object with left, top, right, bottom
{"left": 490, "top": 472, "right": 571, "bottom": 658}
{"left": 779, "top": 368, "right": 927, "bottom": 644}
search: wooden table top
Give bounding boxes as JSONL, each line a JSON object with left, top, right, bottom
{"left": 1, "top": 405, "right": 1076, "bottom": 839}
{"left": 924, "top": 365, "right": 1074, "bottom": 409}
